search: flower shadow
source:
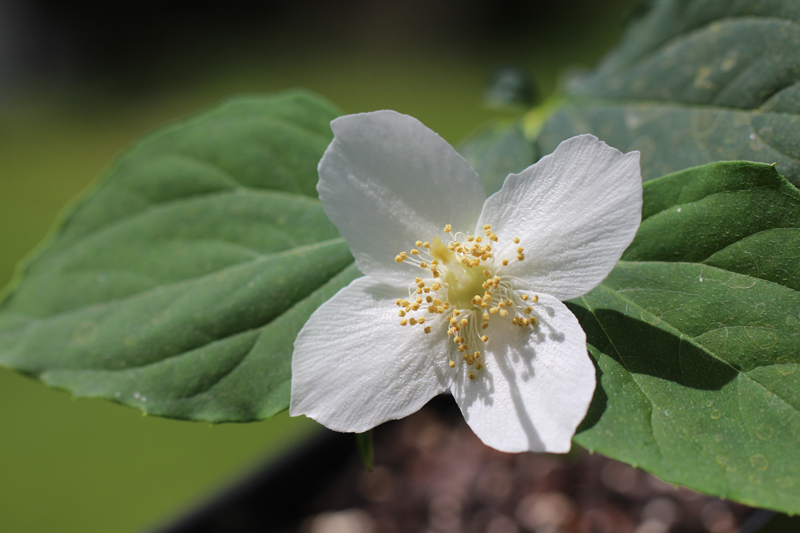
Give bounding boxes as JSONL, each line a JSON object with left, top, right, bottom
{"left": 568, "top": 305, "right": 739, "bottom": 434}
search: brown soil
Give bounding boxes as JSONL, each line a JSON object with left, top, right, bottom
{"left": 299, "top": 396, "right": 755, "bottom": 533}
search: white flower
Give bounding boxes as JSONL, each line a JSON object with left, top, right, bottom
{"left": 290, "top": 111, "right": 642, "bottom": 453}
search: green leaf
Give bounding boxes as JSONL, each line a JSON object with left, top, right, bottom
{"left": 571, "top": 161, "right": 800, "bottom": 513}
{"left": 537, "top": 1, "right": 800, "bottom": 186}
{"left": 458, "top": 121, "right": 536, "bottom": 195}
{"left": 0, "top": 91, "right": 362, "bottom": 422}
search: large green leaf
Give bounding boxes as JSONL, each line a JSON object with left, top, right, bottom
{"left": 571, "top": 161, "right": 800, "bottom": 513}
{"left": 537, "top": 0, "right": 800, "bottom": 186}
{"left": 0, "top": 91, "right": 362, "bottom": 422}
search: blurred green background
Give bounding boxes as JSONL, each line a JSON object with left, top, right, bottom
{"left": 0, "top": 1, "right": 639, "bottom": 531}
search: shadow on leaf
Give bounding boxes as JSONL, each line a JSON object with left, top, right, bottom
{"left": 567, "top": 303, "right": 738, "bottom": 433}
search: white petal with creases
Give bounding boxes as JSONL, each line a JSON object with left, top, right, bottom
{"left": 478, "top": 134, "right": 641, "bottom": 300}
{"left": 318, "top": 111, "right": 486, "bottom": 288}
{"left": 451, "top": 293, "right": 595, "bottom": 453}
{"left": 290, "top": 276, "right": 455, "bottom": 433}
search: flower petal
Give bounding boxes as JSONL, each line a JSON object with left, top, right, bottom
{"left": 478, "top": 134, "right": 642, "bottom": 300}
{"left": 290, "top": 276, "right": 455, "bottom": 433}
{"left": 451, "top": 293, "right": 595, "bottom": 453}
{"left": 318, "top": 111, "right": 486, "bottom": 288}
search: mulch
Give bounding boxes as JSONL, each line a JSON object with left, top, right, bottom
{"left": 299, "top": 395, "right": 757, "bottom": 533}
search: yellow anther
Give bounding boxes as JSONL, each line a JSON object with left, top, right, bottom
{"left": 466, "top": 235, "right": 475, "bottom": 242}
{"left": 498, "top": 302, "right": 505, "bottom": 309}
{"left": 475, "top": 236, "right": 483, "bottom": 243}
{"left": 532, "top": 295, "right": 539, "bottom": 303}
{"left": 475, "top": 362, "right": 483, "bottom": 370}
{"left": 517, "top": 253, "right": 525, "bottom": 261}
{"left": 396, "top": 299, "right": 403, "bottom": 306}
{"left": 449, "top": 360, "right": 455, "bottom": 368}
{"left": 511, "top": 317, "right": 519, "bottom": 325}
{"left": 482, "top": 323, "right": 489, "bottom": 329}
{"left": 525, "top": 307, "right": 532, "bottom": 314}
{"left": 415, "top": 277, "right": 422, "bottom": 283}
{"left": 490, "top": 233, "right": 498, "bottom": 242}
{"left": 482, "top": 313, "right": 490, "bottom": 322}
{"left": 411, "top": 303, "right": 420, "bottom": 311}
{"left": 416, "top": 297, "right": 423, "bottom": 303}
{"left": 411, "top": 249, "right": 419, "bottom": 256}
{"left": 409, "top": 318, "right": 417, "bottom": 325}
{"left": 415, "top": 240, "right": 423, "bottom": 247}
{"left": 481, "top": 335, "right": 488, "bottom": 342}
{"left": 447, "top": 328, "right": 455, "bottom": 335}
{"left": 420, "top": 262, "right": 428, "bottom": 269}
{"left": 520, "top": 294, "right": 529, "bottom": 301}
{"left": 395, "top": 253, "right": 407, "bottom": 263}
{"left": 490, "top": 307, "right": 499, "bottom": 315}
{"left": 432, "top": 270, "right": 440, "bottom": 278}
{"left": 398, "top": 310, "right": 406, "bottom": 317}
{"left": 505, "top": 299, "right": 512, "bottom": 307}
{"left": 417, "top": 281, "right": 425, "bottom": 288}
{"left": 423, "top": 287, "right": 430, "bottom": 293}
{"left": 468, "top": 371, "right": 475, "bottom": 380}
{"left": 425, "top": 326, "right": 432, "bottom": 334}
{"left": 474, "top": 351, "right": 481, "bottom": 359}
{"left": 502, "top": 259, "right": 509, "bottom": 266}
{"left": 500, "top": 309, "right": 509, "bottom": 317}
{"left": 458, "top": 345, "right": 467, "bottom": 352}
{"left": 423, "top": 241, "right": 431, "bottom": 248}
{"left": 530, "top": 316, "right": 538, "bottom": 325}
{"left": 444, "top": 224, "right": 452, "bottom": 233}
{"left": 416, "top": 288, "right": 422, "bottom": 294}
{"left": 418, "top": 317, "right": 425, "bottom": 325}
{"left": 433, "top": 298, "right": 442, "bottom": 306}
{"left": 516, "top": 247, "right": 524, "bottom": 253}
{"left": 400, "top": 319, "right": 408, "bottom": 326}
{"left": 428, "top": 306, "right": 436, "bottom": 313}
{"left": 483, "top": 224, "right": 492, "bottom": 231}
{"left": 460, "top": 318, "right": 469, "bottom": 327}
{"left": 513, "top": 237, "right": 520, "bottom": 244}
{"left": 483, "top": 269, "right": 491, "bottom": 277}
{"left": 426, "top": 296, "right": 433, "bottom": 303}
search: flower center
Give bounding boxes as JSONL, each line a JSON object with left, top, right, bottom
{"left": 394, "top": 224, "right": 538, "bottom": 379}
